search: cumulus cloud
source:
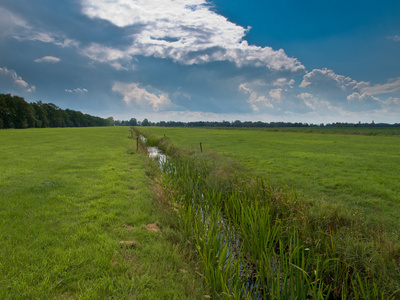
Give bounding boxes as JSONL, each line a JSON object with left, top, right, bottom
{"left": 81, "top": 0, "right": 304, "bottom": 72}
{"left": 269, "top": 88, "right": 283, "bottom": 100}
{"left": 299, "top": 68, "right": 359, "bottom": 91}
{"left": 0, "top": 67, "right": 35, "bottom": 92}
{"left": 296, "top": 92, "right": 333, "bottom": 111}
{"left": 65, "top": 88, "right": 88, "bottom": 93}
{"left": 239, "top": 82, "right": 272, "bottom": 111}
{"left": 273, "top": 78, "right": 295, "bottom": 87}
{"left": 34, "top": 56, "right": 61, "bottom": 63}
{"left": 298, "top": 68, "right": 400, "bottom": 112}
{"left": 112, "top": 82, "right": 173, "bottom": 111}
{"left": 81, "top": 44, "right": 127, "bottom": 63}
{"left": 300, "top": 69, "right": 400, "bottom": 97}
{"left": 347, "top": 92, "right": 379, "bottom": 102}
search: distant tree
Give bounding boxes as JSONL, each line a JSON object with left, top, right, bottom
{"left": 106, "top": 117, "right": 115, "bottom": 126}
{"left": 232, "top": 120, "right": 242, "bottom": 127}
{"left": 141, "top": 118, "right": 150, "bottom": 126}
{"left": 128, "top": 118, "right": 137, "bottom": 126}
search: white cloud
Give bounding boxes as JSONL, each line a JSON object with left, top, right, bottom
{"left": 112, "top": 82, "right": 172, "bottom": 111}
{"left": 360, "top": 77, "right": 400, "bottom": 95}
{"left": 381, "top": 97, "right": 400, "bottom": 112}
{"left": 296, "top": 92, "right": 334, "bottom": 112}
{"left": 299, "top": 69, "right": 395, "bottom": 112}
{"left": 0, "top": 67, "right": 35, "bottom": 92}
{"left": 347, "top": 92, "right": 379, "bottom": 102}
{"left": 34, "top": 56, "right": 61, "bottom": 63}
{"left": 269, "top": 88, "right": 282, "bottom": 100}
{"left": 273, "top": 78, "right": 295, "bottom": 87}
{"left": 300, "top": 69, "right": 400, "bottom": 97}
{"left": 300, "top": 68, "right": 358, "bottom": 91}
{"left": 14, "top": 30, "right": 78, "bottom": 48}
{"left": 239, "top": 82, "right": 272, "bottom": 111}
{"left": 81, "top": 43, "right": 127, "bottom": 63}
{"left": 81, "top": 0, "right": 304, "bottom": 72}
{"left": 65, "top": 88, "right": 88, "bottom": 93}
{"left": 0, "top": 7, "right": 78, "bottom": 48}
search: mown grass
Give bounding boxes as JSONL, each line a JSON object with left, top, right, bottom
{"left": 0, "top": 127, "right": 207, "bottom": 299}
{"left": 135, "top": 127, "right": 400, "bottom": 299}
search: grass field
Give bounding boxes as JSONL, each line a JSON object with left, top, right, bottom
{"left": 140, "top": 127, "right": 400, "bottom": 230}
{"left": 135, "top": 126, "right": 400, "bottom": 299}
{"left": 0, "top": 127, "right": 207, "bottom": 299}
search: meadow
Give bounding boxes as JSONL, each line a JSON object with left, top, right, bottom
{"left": 140, "top": 127, "right": 400, "bottom": 230}
{"left": 0, "top": 127, "right": 208, "bottom": 299}
{"left": 137, "top": 126, "right": 400, "bottom": 299}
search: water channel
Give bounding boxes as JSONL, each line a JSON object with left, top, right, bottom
{"left": 141, "top": 137, "right": 266, "bottom": 297}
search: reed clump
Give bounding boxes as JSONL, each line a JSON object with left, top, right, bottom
{"left": 138, "top": 129, "right": 400, "bottom": 299}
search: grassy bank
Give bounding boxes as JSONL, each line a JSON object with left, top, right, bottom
{"left": 136, "top": 127, "right": 400, "bottom": 299}
{"left": 0, "top": 127, "right": 207, "bottom": 299}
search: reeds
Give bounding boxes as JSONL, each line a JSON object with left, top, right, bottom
{"left": 137, "top": 128, "right": 400, "bottom": 299}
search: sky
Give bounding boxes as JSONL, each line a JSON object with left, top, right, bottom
{"left": 0, "top": 0, "right": 399, "bottom": 124}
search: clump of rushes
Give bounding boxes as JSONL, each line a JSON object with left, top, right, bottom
{"left": 136, "top": 128, "right": 400, "bottom": 299}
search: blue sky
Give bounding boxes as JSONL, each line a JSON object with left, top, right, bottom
{"left": 0, "top": 0, "right": 399, "bottom": 123}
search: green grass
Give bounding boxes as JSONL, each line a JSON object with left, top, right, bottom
{"left": 135, "top": 126, "right": 400, "bottom": 299}
{"left": 139, "top": 127, "right": 400, "bottom": 230}
{"left": 0, "top": 127, "right": 207, "bottom": 299}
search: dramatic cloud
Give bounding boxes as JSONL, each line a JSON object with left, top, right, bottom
{"left": 0, "top": 1, "right": 398, "bottom": 124}
{"left": 112, "top": 82, "right": 173, "bottom": 111}
{"left": 81, "top": 0, "right": 304, "bottom": 72}
{"left": 0, "top": 67, "right": 35, "bottom": 92}
{"left": 34, "top": 56, "right": 61, "bottom": 63}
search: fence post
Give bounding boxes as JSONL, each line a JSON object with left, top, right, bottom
{"left": 200, "top": 142, "right": 203, "bottom": 153}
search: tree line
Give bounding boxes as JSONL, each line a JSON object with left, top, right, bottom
{"left": 0, "top": 94, "right": 113, "bottom": 129}
{"left": 115, "top": 118, "right": 399, "bottom": 128}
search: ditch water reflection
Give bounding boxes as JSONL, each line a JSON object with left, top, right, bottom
{"left": 140, "top": 135, "right": 166, "bottom": 166}
{"left": 147, "top": 146, "right": 166, "bottom": 165}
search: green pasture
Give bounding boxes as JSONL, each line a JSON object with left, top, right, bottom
{"left": 136, "top": 126, "right": 400, "bottom": 299}
{"left": 140, "top": 127, "right": 400, "bottom": 230}
{"left": 0, "top": 127, "right": 206, "bottom": 299}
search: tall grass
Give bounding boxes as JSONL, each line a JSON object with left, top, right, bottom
{"left": 136, "top": 128, "right": 400, "bottom": 299}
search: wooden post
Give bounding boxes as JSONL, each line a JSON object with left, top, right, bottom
{"left": 200, "top": 142, "right": 203, "bottom": 153}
